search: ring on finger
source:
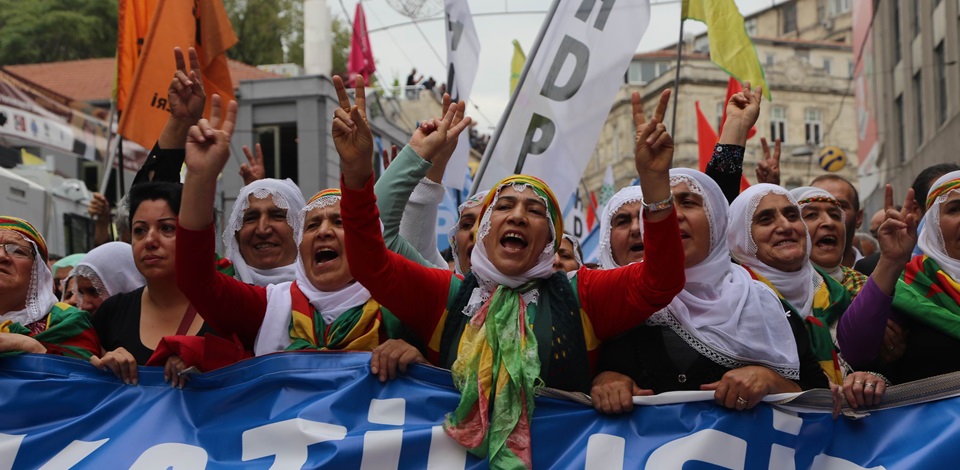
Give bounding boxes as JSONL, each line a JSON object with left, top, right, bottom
{"left": 736, "top": 396, "right": 748, "bottom": 407}
{"left": 864, "top": 382, "right": 876, "bottom": 389}
{"left": 854, "top": 380, "right": 863, "bottom": 384}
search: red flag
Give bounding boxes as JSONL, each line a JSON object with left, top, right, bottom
{"left": 586, "top": 191, "right": 599, "bottom": 231}
{"left": 116, "top": 0, "right": 159, "bottom": 112}
{"left": 719, "top": 76, "right": 757, "bottom": 141}
{"left": 695, "top": 101, "right": 718, "bottom": 172}
{"left": 697, "top": 100, "right": 751, "bottom": 191}
{"left": 348, "top": 3, "right": 376, "bottom": 85}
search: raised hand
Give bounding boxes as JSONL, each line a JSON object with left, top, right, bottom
{"left": 877, "top": 185, "right": 919, "bottom": 265}
{"left": 333, "top": 75, "right": 375, "bottom": 189}
{"left": 240, "top": 143, "right": 266, "bottom": 185}
{"left": 408, "top": 99, "right": 472, "bottom": 164}
{"left": 381, "top": 145, "right": 398, "bottom": 170}
{"left": 724, "top": 81, "right": 762, "bottom": 133}
{"left": 87, "top": 192, "right": 110, "bottom": 221}
{"left": 756, "top": 138, "right": 781, "bottom": 185}
{"left": 168, "top": 47, "right": 205, "bottom": 124}
{"left": 634, "top": 89, "right": 674, "bottom": 176}
{"left": 184, "top": 94, "right": 237, "bottom": 181}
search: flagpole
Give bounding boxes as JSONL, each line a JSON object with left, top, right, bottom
{"left": 469, "top": 0, "right": 562, "bottom": 196}
{"left": 670, "top": 19, "right": 684, "bottom": 137}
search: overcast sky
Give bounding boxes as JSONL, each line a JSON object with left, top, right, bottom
{"left": 336, "top": 0, "right": 781, "bottom": 130}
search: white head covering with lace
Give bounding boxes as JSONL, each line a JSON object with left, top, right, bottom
{"left": 223, "top": 178, "right": 305, "bottom": 286}
{"left": 919, "top": 170, "right": 960, "bottom": 281}
{"left": 644, "top": 169, "right": 800, "bottom": 379}
{"left": 1, "top": 232, "right": 57, "bottom": 326}
{"left": 789, "top": 186, "right": 845, "bottom": 282}
{"left": 598, "top": 185, "right": 645, "bottom": 269}
{"left": 465, "top": 181, "right": 558, "bottom": 316}
{"left": 255, "top": 190, "right": 372, "bottom": 356}
{"left": 728, "top": 183, "right": 818, "bottom": 318}
{"left": 448, "top": 190, "right": 488, "bottom": 275}
{"left": 73, "top": 242, "right": 145, "bottom": 302}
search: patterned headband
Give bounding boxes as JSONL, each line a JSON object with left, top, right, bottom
{"left": 927, "top": 179, "right": 960, "bottom": 210}
{"left": 480, "top": 175, "right": 564, "bottom": 250}
{"left": 0, "top": 216, "right": 46, "bottom": 262}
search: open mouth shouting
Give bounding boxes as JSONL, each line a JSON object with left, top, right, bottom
{"left": 500, "top": 231, "right": 528, "bottom": 253}
{"left": 813, "top": 234, "right": 840, "bottom": 252}
{"left": 314, "top": 247, "right": 340, "bottom": 266}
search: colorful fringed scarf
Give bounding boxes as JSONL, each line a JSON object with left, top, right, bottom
{"left": 747, "top": 266, "right": 851, "bottom": 384}
{"left": 893, "top": 255, "right": 960, "bottom": 340}
{"left": 0, "top": 302, "right": 99, "bottom": 359}
{"left": 285, "top": 281, "right": 392, "bottom": 351}
{"left": 444, "top": 282, "right": 541, "bottom": 470}
{"left": 841, "top": 266, "right": 868, "bottom": 298}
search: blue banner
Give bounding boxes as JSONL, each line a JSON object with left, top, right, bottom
{"left": 1, "top": 352, "right": 958, "bottom": 469}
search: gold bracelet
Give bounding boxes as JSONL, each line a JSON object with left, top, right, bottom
{"left": 642, "top": 194, "right": 674, "bottom": 212}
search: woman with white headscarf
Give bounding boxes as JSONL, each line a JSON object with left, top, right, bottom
{"left": 592, "top": 169, "right": 825, "bottom": 415}
{"left": 875, "top": 171, "right": 960, "bottom": 386}
{"left": 340, "top": 83, "right": 684, "bottom": 469}
{"left": 73, "top": 242, "right": 145, "bottom": 316}
{"left": 0, "top": 216, "right": 100, "bottom": 359}
{"left": 222, "top": 178, "right": 304, "bottom": 286}
{"left": 598, "top": 186, "right": 646, "bottom": 269}
{"left": 727, "top": 184, "right": 917, "bottom": 391}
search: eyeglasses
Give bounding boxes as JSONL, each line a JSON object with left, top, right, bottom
{"left": 1, "top": 243, "right": 34, "bottom": 260}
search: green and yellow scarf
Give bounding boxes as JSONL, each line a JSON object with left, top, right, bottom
{"left": 1, "top": 302, "right": 100, "bottom": 359}
{"left": 285, "top": 281, "right": 397, "bottom": 351}
{"left": 893, "top": 255, "right": 960, "bottom": 340}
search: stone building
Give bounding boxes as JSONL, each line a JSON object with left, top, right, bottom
{"left": 582, "top": 0, "right": 859, "bottom": 198}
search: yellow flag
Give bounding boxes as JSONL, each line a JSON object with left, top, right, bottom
{"left": 510, "top": 39, "right": 526, "bottom": 95}
{"left": 681, "top": 0, "right": 770, "bottom": 99}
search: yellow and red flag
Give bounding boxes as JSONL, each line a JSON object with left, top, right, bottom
{"left": 116, "top": 0, "right": 159, "bottom": 112}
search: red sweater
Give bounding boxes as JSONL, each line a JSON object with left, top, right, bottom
{"left": 176, "top": 223, "right": 268, "bottom": 350}
{"left": 341, "top": 175, "right": 685, "bottom": 362}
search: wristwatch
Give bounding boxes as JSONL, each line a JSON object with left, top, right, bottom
{"left": 642, "top": 194, "right": 675, "bottom": 212}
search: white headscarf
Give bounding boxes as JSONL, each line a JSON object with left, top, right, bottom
{"left": 255, "top": 190, "right": 372, "bottom": 356}
{"left": 73, "top": 242, "right": 145, "bottom": 301}
{"left": 465, "top": 181, "right": 558, "bottom": 316}
{"left": 598, "top": 186, "right": 645, "bottom": 269}
{"left": 644, "top": 170, "right": 800, "bottom": 379}
{"left": 789, "top": 186, "right": 846, "bottom": 282}
{"left": 448, "top": 190, "right": 488, "bottom": 275}
{"left": 1, "top": 232, "right": 57, "bottom": 326}
{"left": 223, "top": 179, "right": 305, "bottom": 286}
{"left": 728, "top": 184, "right": 818, "bottom": 318}
{"left": 919, "top": 170, "right": 960, "bottom": 281}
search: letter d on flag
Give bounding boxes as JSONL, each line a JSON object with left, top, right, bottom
{"left": 473, "top": 0, "right": 651, "bottom": 211}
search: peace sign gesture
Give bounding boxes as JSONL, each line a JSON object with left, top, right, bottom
{"left": 633, "top": 89, "right": 674, "bottom": 176}
{"left": 168, "top": 47, "right": 205, "bottom": 123}
{"left": 333, "top": 75, "right": 376, "bottom": 189}
{"left": 756, "top": 137, "right": 781, "bottom": 185}
{"left": 877, "top": 184, "right": 919, "bottom": 266}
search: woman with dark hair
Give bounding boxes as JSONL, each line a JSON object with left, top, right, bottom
{"left": 90, "top": 182, "right": 221, "bottom": 386}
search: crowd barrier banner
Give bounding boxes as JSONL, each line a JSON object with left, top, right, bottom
{"left": 2, "top": 352, "right": 959, "bottom": 469}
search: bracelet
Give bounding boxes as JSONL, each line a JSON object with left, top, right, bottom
{"left": 865, "top": 371, "right": 891, "bottom": 386}
{"left": 642, "top": 194, "right": 674, "bottom": 213}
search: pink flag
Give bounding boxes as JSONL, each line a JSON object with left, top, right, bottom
{"left": 347, "top": 3, "right": 375, "bottom": 85}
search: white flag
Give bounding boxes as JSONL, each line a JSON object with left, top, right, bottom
{"left": 473, "top": 0, "right": 651, "bottom": 210}
{"left": 442, "top": 0, "right": 481, "bottom": 188}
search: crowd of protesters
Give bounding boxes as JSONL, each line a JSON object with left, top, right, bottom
{"left": 2, "top": 46, "right": 959, "bottom": 469}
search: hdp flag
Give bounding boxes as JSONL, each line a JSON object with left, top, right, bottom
{"left": 682, "top": 0, "right": 770, "bottom": 100}
{"left": 117, "top": 0, "right": 238, "bottom": 149}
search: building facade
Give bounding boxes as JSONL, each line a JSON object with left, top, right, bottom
{"left": 855, "top": 0, "right": 960, "bottom": 215}
{"left": 582, "top": 0, "right": 859, "bottom": 202}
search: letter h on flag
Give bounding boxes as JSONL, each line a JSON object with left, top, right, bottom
{"left": 117, "top": 0, "right": 238, "bottom": 149}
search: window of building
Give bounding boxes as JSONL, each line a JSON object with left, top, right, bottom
{"left": 771, "top": 106, "right": 787, "bottom": 143}
{"left": 936, "top": 42, "right": 948, "bottom": 126}
{"left": 848, "top": 60, "right": 855, "bottom": 78}
{"left": 828, "top": 0, "right": 851, "bottom": 17}
{"left": 893, "top": 1, "right": 902, "bottom": 63}
{"left": 913, "top": 71, "right": 924, "bottom": 146}
{"left": 823, "top": 58, "right": 832, "bottom": 75}
{"left": 895, "top": 95, "right": 905, "bottom": 162}
{"left": 745, "top": 18, "right": 758, "bottom": 36}
{"left": 694, "top": 36, "right": 710, "bottom": 53}
{"left": 766, "top": 53, "right": 776, "bottom": 66}
{"left": 783, "top": 3, "right": 798, "bottom": 34}
{"left": 914, "top": 1, "right": 921, "bottom": 38}
{"left": 627, "top": 61, "right": 671, "bottom": 85}
{"left": 805, "top": 109, "right": 822, "bottom": 145}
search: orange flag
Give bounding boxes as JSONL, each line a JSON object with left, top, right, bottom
{"left": 118, "top": 0, "right": 238, "bottom": 149}
{"left": 116, "top": 0, "right": 159, "bottom": 112}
